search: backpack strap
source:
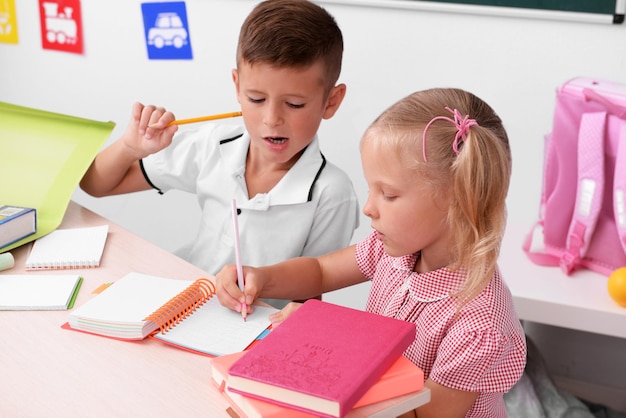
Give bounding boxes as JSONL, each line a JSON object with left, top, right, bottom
{"left": 615, "top": 122, "right": 626, "bottom": 256}
{"left": 522, "top": 133, "right": 559, "bottom": 268}
{"left": 560, "top": 111, "right": 606, "bottom": 274}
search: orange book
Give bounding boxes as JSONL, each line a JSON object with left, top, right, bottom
{"left": 210, "top": 351, "right": 424, "bottom": 418}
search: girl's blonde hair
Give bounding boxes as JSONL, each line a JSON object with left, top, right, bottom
{"left": 364, "top": 88, "right": 512, "bottom": 302}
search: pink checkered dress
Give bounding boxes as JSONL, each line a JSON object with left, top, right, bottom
{"left": 356, "top": 232, "right": 526, "bottom": 417}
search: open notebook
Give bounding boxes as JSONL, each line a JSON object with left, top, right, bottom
{"left": 67, "top": 272, "right": 277, "bottom": 356}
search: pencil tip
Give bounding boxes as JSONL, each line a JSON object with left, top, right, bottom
{"left": 241, "top": 302, "right": 248, "bottom": 322}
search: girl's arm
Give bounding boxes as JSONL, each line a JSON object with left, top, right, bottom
{"left": 80, "top": 102, "right": 178, "bottom": 196}
{"left": 415, "top": 379, "right": 479, "bottom": 418}
{"left": 216, "top": 244, "right": 365, "bottom": 312}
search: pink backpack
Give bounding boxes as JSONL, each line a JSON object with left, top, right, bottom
{"left": 524, "top": 77, "right": 626, "bottom": 276}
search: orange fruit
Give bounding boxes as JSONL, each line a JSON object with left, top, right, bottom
{"left": 607, "top": 267, "right": 626, "bottom": 307}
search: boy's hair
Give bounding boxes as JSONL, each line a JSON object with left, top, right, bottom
{"left": 237, "top": 0, "right": 343, "bottom": 93}
{"left": 364, "top": 88, "right": 512, "bottom": 302}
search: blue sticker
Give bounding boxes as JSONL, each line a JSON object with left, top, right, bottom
{"left": 141, "top": 2, "right": 192, "bottom": 60}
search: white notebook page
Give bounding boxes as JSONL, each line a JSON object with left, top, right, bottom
{"left": 153, "top": 299, "right": 277, "bottom": 356}
{"left": 25, "top": 225, "right": 109, "bottom": 270}
{"left": 0, "top": 274, "right": 82, "bottom": 310}
{"left": 71, "top": 272, "right": 191, "bottom": 325}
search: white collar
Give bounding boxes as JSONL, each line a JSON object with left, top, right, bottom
{"left": 220, "top": 133, "right": 325, "bottom": 209}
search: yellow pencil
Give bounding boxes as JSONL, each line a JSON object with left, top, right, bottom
{"left": 148, "top": 111, "right": 242, "bottom": 128}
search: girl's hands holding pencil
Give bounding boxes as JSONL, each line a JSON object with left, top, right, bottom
{"left": 215, "top": 264, "right": 261, "bottom": 315}
{"left": 122, "top": 102, "right": 179, "bottom": 159}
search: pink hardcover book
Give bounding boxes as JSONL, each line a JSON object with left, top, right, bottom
{"left": 211, "top": 351, "right": 424, "bottom": 418}
{"left": 227, "top": 299, "right": 416, "bottom": 418}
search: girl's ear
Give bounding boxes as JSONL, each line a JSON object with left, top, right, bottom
{"left": 322, "top": 83, "right": 347, "bottom": 120}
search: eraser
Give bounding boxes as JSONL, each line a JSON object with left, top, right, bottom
{"left": 0, "top": 252, "right": 15, "bottom": 271}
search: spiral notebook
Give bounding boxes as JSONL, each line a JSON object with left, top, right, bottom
{"left": 67, "top": 272, "right": 277, "bottom": 356}
{"left": 25, "top": 225, "right": 109, "bottom": 270}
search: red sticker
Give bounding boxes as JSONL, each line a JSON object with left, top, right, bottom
{"left": 39, "top": 0, "right": 83, "bottom": 54}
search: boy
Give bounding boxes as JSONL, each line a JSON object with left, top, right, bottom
{"left": 80, "top": 0, "right": 359, "bottom": 307}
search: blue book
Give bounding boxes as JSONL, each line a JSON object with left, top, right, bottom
{"left": 0, "top": 205, "right": 37, "bottom": 250}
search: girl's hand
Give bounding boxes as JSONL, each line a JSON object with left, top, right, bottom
{"left": 122, "top": 102, "right": 178, "bottom": 158}
{"left": 215, "top": 264, "right": 261, "bottom": 314}
{"left": 269, "top": 302, "right": 303, "bottom": 327}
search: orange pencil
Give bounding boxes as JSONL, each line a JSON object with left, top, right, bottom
{"left": 148, "top": 111, "right": 242, "bottom": 128}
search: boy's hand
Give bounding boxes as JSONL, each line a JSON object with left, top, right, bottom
{"left": 215, "top": 264, "right": 260, "bottom": 314}
{"left": 269, "top": 302, "right": 302, "bottom": 327}
{"left": 122, "top": 102, "right": 178, "bottom": 158}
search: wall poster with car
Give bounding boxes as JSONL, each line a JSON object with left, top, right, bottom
{"left": 141, "top": 1, "right": 193, "bottom": 60}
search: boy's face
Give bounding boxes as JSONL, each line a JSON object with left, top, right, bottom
{"left": 232, "top": 60, "right": 345, "bottom": 168}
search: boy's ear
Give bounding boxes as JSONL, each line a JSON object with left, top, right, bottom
{"left": 323, "top": 83, "right": 347, "bottom": 120}
{"left": 232, "top": 69, "right": 241, "bottom": 98}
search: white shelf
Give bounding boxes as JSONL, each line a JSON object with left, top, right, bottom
{"left": 500, "top": 222, "right": 626, "bottom": 339}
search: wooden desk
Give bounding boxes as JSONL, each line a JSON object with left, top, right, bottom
{"left": 1, "top": 201, "right": 429, "bottom": 417}
{"left": 500, "top": 222, "right": 626, "bottom": 339}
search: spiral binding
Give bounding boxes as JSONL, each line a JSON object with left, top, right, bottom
{"left": 144, "top": 278, "right": 216, "bottom": 334}
{"left": 26, "top": 259, "right": 100, "bottom": 270}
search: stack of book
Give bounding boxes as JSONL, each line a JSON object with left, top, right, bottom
{"left": 0, "top": 205, "right": 36, "bottom": 250}
{"left": 209, "top": 299, "right": 426, "bottom": 418}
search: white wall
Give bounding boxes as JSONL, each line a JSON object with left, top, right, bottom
{"left": 2, "top": 0, "right": 626, "bottom": 408}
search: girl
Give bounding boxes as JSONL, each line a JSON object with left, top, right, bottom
{"left": 216, "top": 88, "right": 527, "bottom": 417}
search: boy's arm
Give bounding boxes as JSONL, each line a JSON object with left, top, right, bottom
{"left": 80, "top": 102, "right": 178, "bottom": 196}
{"left": 80, "top": 140, "right": 152, "bottom": 196}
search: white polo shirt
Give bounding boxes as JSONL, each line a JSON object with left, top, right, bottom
{"left": 142, "top": 124, "right": 359, "bottom": 305}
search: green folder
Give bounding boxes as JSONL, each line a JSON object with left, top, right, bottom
{"left": 0, "top": 102, "right": 115, "bottom": 252}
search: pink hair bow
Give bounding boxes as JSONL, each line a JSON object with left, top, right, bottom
{"left": 422, "top": 107, "right": 478, "bottom": 162}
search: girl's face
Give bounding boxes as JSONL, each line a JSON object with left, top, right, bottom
{"left": 361, "top": 136, "right": 452, "bottom": 270}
